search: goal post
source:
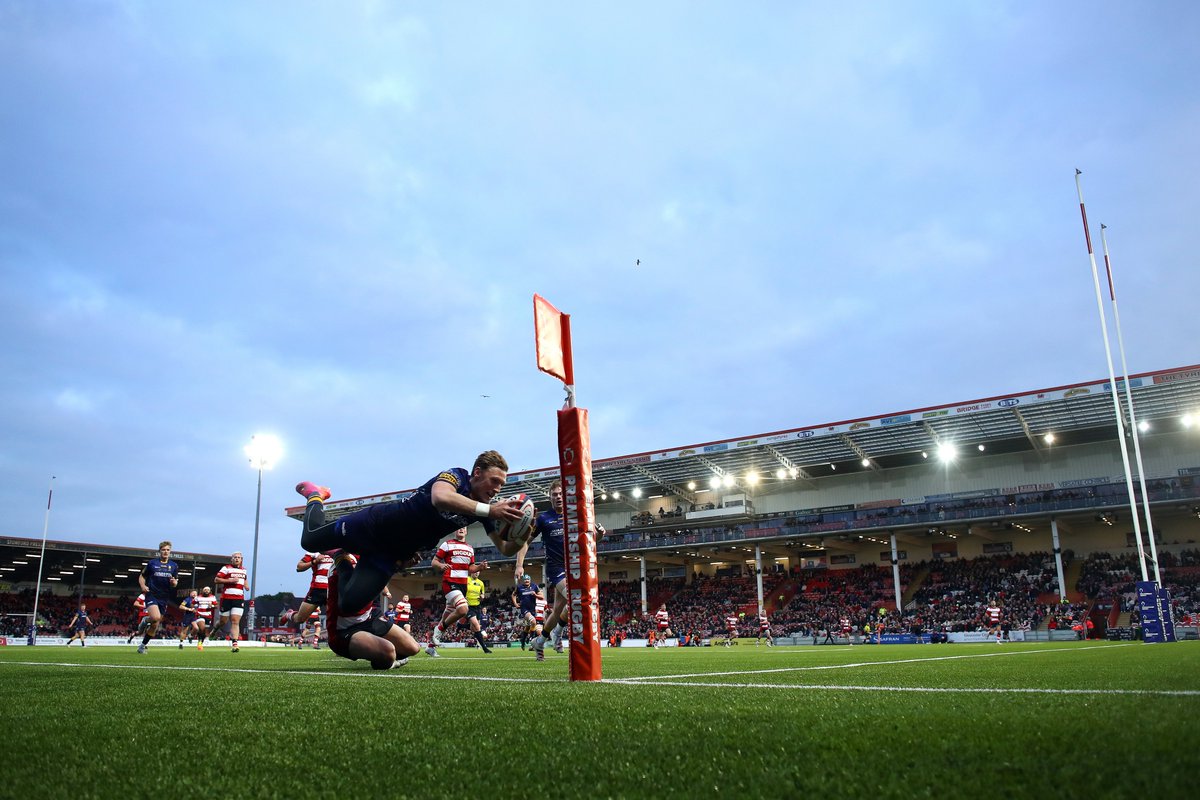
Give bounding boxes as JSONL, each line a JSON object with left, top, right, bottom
{"left": 534, "top": 294, "right": 602, "bottom": 681}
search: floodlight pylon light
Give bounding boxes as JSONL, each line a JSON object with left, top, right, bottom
{"left": 709, "top": 476, "right": 722, "bottom": 489}
{"left": 721, "top": 474, "right": 736, "bottom": 488}
{"left": 937, "top": 442, "right": 958, "bottom": 462}
{"left": 632, "top": 487, "right": 643, "bottom": 499}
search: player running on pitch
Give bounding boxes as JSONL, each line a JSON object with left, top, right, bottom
{"left": 295, "top": 450, "right": 527, "bottom": 618}
{"left": 65, "top": 603, "right": 93, "bottom": 646}
{"left": 136, "top": 540, "right": 179, "bottom": 654}
{"left": 521, "top": 480, "right": 605, "bottom": 659}
{"left": 427, "top": 526, "right": 489, "bottom": 657}
{"left": 284, "top": 550, "right": 335, "bottom": 648}
{"left": 512, "top": 574, "right": 544, "bottom": 657}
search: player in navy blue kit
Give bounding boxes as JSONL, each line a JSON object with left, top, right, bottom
{"left": 65, "top": 603, "right": 92, "bottom": 646}
{"left": 511, "top": 574, "right": 543, "bottom": 653}
{"left": 522, "top": 480, "right": 605, "bottom": 659}
{"left": 177, "top": 590, "right": 198, "bottom": 648}
{"left": 137, "top": 540, "right": 180, "bottom": 654}
{"left": 295, "top": 450, "right": 527, "bottom": 615}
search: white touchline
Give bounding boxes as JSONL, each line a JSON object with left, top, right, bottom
{"left": 617, "top": 642, "right": 1141, "bottom": 682}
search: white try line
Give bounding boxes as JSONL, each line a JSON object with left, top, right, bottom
{"left": 600, "top": 679, "right": 1200, "bottom": 697}
{"left": 617, "top": 642, "right": 1140, "bottom": 682}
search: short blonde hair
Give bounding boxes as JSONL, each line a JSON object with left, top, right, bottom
{"left": 473, "top": 450, "right": 508, "bottom": 473}
{"left": 158, "top": 540, "right": 172, "bottom": 550}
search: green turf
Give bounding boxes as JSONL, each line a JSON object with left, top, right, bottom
{"left": 1, "top": 641, "right": 1197, "bottom": 799}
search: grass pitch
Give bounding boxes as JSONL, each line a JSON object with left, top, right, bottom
{"left": 1, "top": 640, "right": 1197, "bottom": 799}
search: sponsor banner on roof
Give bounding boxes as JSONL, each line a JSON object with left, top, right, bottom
{"left": 1153, "top": 367, "right": 1200, "bottom": 384}
{"left": 1059, "top": 477, "right": 1112, "bottom": 488}
{"left": 881, "top": 414, "right": 911, "bottom": 426}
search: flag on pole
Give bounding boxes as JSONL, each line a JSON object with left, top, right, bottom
{"left": 534, "top": 294, "right": 569, "bottom": 383}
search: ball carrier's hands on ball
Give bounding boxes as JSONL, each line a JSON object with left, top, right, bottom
{"left": 432, "top": 479, "right": 528, "bottom": 557}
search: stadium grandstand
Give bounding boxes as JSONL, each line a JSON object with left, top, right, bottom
{"left": 287, "top": 363, "right": 1200, "bottom": 643}
{"left": 0, "top": 539, "right": 229, "bottom": 640}
{"left": 6, "top": 365, "right": 1198, "bottom": 646}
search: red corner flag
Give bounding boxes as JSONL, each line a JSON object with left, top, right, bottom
{"left": 534, "top": 294, "right": 572, "bottom": 385}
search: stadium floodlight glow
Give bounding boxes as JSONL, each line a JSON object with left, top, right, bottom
{"left": 632, "top": 487, "right": 643, "bottom": 499}
{"left": 921, "top": 451, "right": 929, "bottom": 459}
{"left": 1043, "top": 432, "right": 1056, "bottom": 445}
{"left": 709, "top": 476, "right": 722, "bottom": 489}
{"left": 600, "top": 493, "right": 608, "bottom": 501}
{"left": 612, "top": 490, "right": 620, "bottom": 499}
{"left": 746, "top": 472, "right": 760, "bottom": 485}
{"left": 937, "top": 442, "right": 958, "bottom": 462}
{"left": 775, "top": 469, "right": 787, "bottom": 480}
{"left": 788, "top": 467, "right": 798, "bottom": 478}
{"left": 245, "top": 432, "right": 284, "bottom": 639}
{"left": 1137, "top": 419, "right": 1150, "bottom": 433}
{"left": 860, "top": 458, "right": 870, "bottom": 468}
{"left": 1182, "top": 413, "right": 1194, "bottom": 428}
{"left": 977, "top": 444, "right": 985, "bottom": 451}
{"left": 722, "top": 474, "right": 736, "bottom": 488}
{"left": 686, "top": 481, "right": 696, "bottom": 491}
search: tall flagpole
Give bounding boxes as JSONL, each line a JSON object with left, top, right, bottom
{"left": 1074, "top": 171, "right": 1149, "bottom": 582}
{"left": 29, "top": 476, "right": 55, "bottom": 646}
{"left": 1099, "top": 224, "right": 1161, "bottom": 583}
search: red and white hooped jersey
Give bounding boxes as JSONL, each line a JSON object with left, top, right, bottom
{"left": 655, "top": 609, "right": 670, "bottom": 629}
{"left": 725, "top": 615, "right": 738, "bottom": 630}
{"left": 535, "top": 597, "right": 547, "bottom": 623}
{"left": 135, "top": 593, "right": 148, "bottom": 619}
{"left": 395, "top": 600, "right": 412, "bottom": 623}
{"left": 986, "top": 606, "right": 1001, "bottom": 624}
{"left": 216, "top": 564, "right": 248, "bottom": 600}
{"left": 302, "top": 553, "right": 334, "bottom": 590}
{"left": 840, "top": 618, "right": 851, "bottom": 632}
{"left": 758, "top": 614, "right": 769, "bottom": 630}
{"left": 194, "top": 595, "right": 218, "bottom": 620}
{"left": 435, "top": 539, "right": 475, "bottom": 585}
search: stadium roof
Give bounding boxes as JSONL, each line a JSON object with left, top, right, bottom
{"left": 0, "top": 536, "right": 230, "bottom": 593}
{"left": 286, "top": 363, "right": 1200, "bottom": 521}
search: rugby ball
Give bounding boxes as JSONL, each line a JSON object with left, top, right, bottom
{"left": 497, "top": 493, "right": 535, "bottom": 546}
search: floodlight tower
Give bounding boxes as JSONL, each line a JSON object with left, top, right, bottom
{"left": 244, "top": 434, "right": 283, "bottom": 639}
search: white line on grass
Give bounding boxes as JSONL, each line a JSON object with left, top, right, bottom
{"left": 0, "top": 660, "right": 560, "bottom": 683}
{"left": 617, "top": 642, "right": 1139, "bottom": 682}
{"left": 600, "top": 679, "right": 1200, "bottom": 697}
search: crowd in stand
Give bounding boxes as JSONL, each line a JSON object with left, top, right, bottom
{"left": 5, "top": 546, "right": 1197, "bottom": 644}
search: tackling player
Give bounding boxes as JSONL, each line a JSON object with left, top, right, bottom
{"left": 295, "top": 450, "right": 527, "bottom": 618}
{"left": 326, "top": 557, "right": 420, "bottom": 670}
{"left": 136, "top": 540, "right": 179, "bottom": 654}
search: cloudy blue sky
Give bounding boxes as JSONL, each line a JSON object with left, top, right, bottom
{"left": 2, "top": 2, "right": 1197, "bottom": 596}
